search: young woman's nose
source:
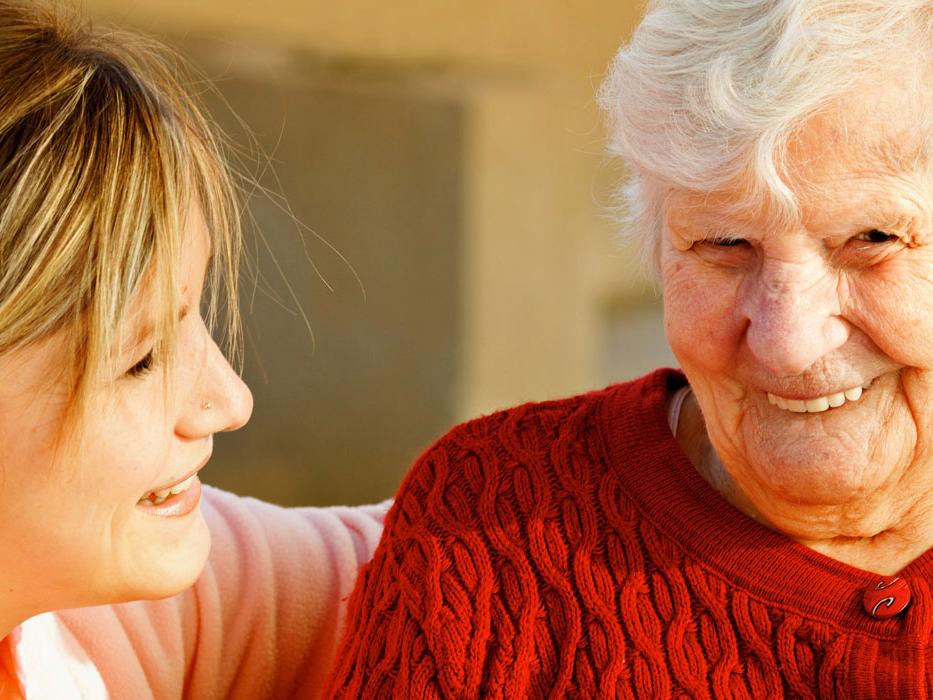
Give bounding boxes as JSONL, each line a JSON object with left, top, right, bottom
{"left": 176, "top": 333, "right": 253, "bottom": 438}
{"left": 739, "top": 258, "right": 850, "bottom": 377}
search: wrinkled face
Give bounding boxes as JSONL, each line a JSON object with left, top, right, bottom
{"left": 0, "top": 206, "right": 252, "bottom": 621}
{"left": 661, "top": 72, "right": 933, "bottom": 533}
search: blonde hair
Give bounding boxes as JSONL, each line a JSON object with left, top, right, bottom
{"left": 0, "top": 1, "right": 242, "bottom": 453}
{"left": 598, "top": 0, "right": 933, "bottom": 276}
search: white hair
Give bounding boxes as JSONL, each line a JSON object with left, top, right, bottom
{"left": 598, "top": 0, "right": 933, "bottom": 276}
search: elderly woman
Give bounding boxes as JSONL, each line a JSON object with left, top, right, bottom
{"left": 0, "top": 2, "right": 389, "bottom": 697}
{"left": 326, "top": 1, "right": 933, "bottom": 697}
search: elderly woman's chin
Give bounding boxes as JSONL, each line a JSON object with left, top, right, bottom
{"left": 695, "top": 369, "right": 923, "bottom": 512}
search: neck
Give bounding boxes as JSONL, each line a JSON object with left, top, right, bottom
{"left": 0, "top": 589, "right": 38, "bottom": 645}
{"left": 675, "top": 390, "right": 933, "bottom": 575}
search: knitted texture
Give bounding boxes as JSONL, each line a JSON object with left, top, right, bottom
{"left": 325, "top": 369, "right": 933, "bottom": 699}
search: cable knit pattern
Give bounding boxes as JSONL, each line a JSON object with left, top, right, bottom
{"left": 325, "top": 369, "right": 933, "bottom": 699}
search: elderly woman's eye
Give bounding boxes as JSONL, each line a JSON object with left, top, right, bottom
{"left": 854, "top": 229, "right": 898, "bottom": 243}
{"left": 703, "top": 236, "right": 748, "bottom": 248}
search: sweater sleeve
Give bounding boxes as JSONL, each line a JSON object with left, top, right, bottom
{"left": 324, "top": 424, "right": 502, "bottom": 699}
{"left": 54, "top": 485, "right": 390, "bottom": 700}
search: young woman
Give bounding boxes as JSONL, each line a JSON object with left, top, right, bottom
{"left": 0, "top": 2, "right": 388, "bottom": 697}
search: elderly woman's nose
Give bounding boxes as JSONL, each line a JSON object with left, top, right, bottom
{"left": 740, "top": 262, "right": 850, "bottom": 376}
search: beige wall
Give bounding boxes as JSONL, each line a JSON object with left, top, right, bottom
{"left": 81, "top": 1, "right": 670, "bottom": 503}
{"left": 86, "top": 0, "right": 647, "bottom": 409}
{"left": 86, "top": 1, "right": 640, "bottom": 71}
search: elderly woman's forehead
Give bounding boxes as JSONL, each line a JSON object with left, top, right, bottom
{"left": 668, "top": 95, "right": 933, "bottom": 226}
{"left": 788, "top": 94, "right": 933, "bottom": 175}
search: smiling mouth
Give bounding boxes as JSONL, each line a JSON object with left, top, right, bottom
{"left": 138, "top": 453, "right": 211, "bottom": 506}
{"left": 767, "top": 380, "right": 873, "bottom": 414}
{"left": 137, "top": 474, "right": 199, "bottom": 506}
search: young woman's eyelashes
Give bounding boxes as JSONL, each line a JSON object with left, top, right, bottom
{"left": 126, "top": 349, "right": 155, "bottom": 379}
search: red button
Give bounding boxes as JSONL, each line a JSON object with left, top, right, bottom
{"left": 863, "top": 577, "right": 911, "bottom": 619}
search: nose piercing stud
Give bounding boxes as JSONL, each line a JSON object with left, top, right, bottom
{"left": 201, "top": 401, "right": 212, "bottom": 410}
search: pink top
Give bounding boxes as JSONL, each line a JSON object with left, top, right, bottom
{"left": 7, "top": 485, "right": 390, "bottom": 699}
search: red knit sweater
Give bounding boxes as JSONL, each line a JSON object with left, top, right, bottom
{"left": 325, "top": 369, "right": 933, "bottom": 698}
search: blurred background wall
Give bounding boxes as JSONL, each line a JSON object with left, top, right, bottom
{"left": 83, "top": 0, "right": 677, "bottom": 506}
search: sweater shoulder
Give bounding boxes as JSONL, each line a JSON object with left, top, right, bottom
{"left": 431, "top": 367, "right": 683, "bottom": 455}
{"left": 385, "top": 370, "right": 680, "bottom": 538}
{"left": 326, "top": 369, "right": 684, "bottom": 697}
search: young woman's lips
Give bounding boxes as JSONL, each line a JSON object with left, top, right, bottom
{"left": 136, "top": 453, "right": 211, "bottom": 517}
{"left": 136, "top": 476, "right": 202, "bottom": 518}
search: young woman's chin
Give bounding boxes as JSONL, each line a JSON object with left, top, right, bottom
{"left": 119, "top": 509, "right": 212, "bottom": 602}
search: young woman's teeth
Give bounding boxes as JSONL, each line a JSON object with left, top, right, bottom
{"left": 767, "top": 382, "right": 871, "bottom": 413}
{"left": 137, "top": 474, "right": 196, "bottom": 506}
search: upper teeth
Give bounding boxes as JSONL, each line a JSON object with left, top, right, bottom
{"left": 768, "top": 381, "right": 871, "bottom": 413}
{"left": 138, "top": 474, "right": 196, "bottom": 505}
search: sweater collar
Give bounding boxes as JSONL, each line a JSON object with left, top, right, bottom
{"left": 601, "top": 368, "right": 933, "bottom": 638}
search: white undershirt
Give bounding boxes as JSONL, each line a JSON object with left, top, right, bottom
{"left": 667, "top": 385, "right": 692, "bottom": 435}
{"left": 666, "top": 384, "right": 738, "bottom": 501}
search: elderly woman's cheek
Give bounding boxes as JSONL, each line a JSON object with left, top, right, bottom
{"left": 662, "top": 266, "right": 743, "bottom": 372}
{"left": 852, "top": 261, "right": 933, "bottom": 369}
